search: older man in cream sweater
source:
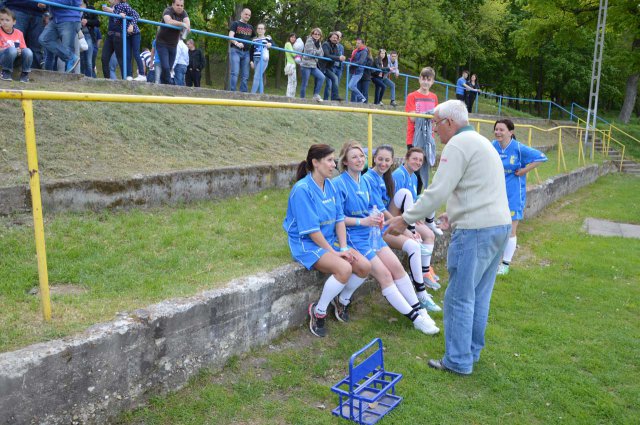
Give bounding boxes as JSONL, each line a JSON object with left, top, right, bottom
{"left": 386, "top": 100, "right": 511, "bottom": 375}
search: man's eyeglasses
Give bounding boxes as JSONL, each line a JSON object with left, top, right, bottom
{"left": 433, "top": 118, "right": 449, "bottom": 128}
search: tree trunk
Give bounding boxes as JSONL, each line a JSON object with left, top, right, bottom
{"left": 618, "top": 73, "right": 639, "bottom": 124}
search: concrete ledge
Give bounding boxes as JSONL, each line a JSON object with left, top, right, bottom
{"left": 0, "top": 162, "right": 615, "bottom": 424}
{"left": 0, "top": 163, "right": 298, "bottom": 215}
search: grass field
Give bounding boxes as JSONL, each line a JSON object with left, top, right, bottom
{"left": 116, "top": 173, "right": 639, "bottom": 425}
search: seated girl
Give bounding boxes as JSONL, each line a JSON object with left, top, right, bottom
{"left": 362, "top": 145, "right": 441, "bottom": 313}
{"left": 333, "top": 141, "right": 439, "bottom": 335}
{"left": 283, "top": 144, "right": 370, "bottom": 338}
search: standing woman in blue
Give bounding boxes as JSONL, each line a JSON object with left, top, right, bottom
{"left": 391, "top": 148, "right": 442, "bottom": 292}
{"left": 334, "top": 142, "right": 439, "bottom": 335}
{"left": 362, "top": 145, "right": 441, "bottom": 313}
{"left": 492, "top": 119, "right": 547, "bottom": 275}
{"left": 283, "top": 144, "right": 370, "bottom": 338}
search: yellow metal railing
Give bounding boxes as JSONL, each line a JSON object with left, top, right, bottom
{"left": 0, "top": 89, "right": 606, "bottom": 320}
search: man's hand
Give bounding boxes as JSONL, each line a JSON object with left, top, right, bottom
{"left": 384, "top": 215, "right": 409, "bottom": 236}
{"left": 437, "top": 213, "right": 450, "bottom": 230}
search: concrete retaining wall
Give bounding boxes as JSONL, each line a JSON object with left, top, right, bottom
{"left": 0, "top": 162, "right": 615, "bottom": 424}
{"left": 0, "top": 163, "right": 298, "bottom": 215}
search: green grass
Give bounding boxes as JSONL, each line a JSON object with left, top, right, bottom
{"left": 0, "top": 189, "right": 292, "bottom": 352}
{"left": 117, "top": 173, "right": 639, "bottom": 425}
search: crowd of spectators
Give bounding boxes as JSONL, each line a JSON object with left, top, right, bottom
{"left": 0, "top": 1, "right": 483, "bottom": 106}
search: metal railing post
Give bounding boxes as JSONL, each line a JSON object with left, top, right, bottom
{"left": 345, "top": 64, "right": 350, "bottom": 102}
{"left": 259, "top": 45, "right": 264, "bottom": 93}
{"left": 122, "top": 16, "right": 127, "bottom": 79}
{"left": 547, "top": 101, "right": 552, "bottom": 120}
{"left": 445, "top": 85, "right": 449, "bottom": 101}
{"left": 404, "top": 76, "right": 408, "bottom": 102}
{"left": 570, "top": 103, "right": 574, "bottom": 121}
{"left": 498, "top": 97, "right": 502, "bottom": 116}
{"left": 22, "top": 99, "right": 52, "bottom": 322}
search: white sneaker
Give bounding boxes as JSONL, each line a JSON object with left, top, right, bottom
{"left": 313, "top": 94, "right": 323, "bottom": 102}
{"left": 413, "top": 315, "right": 439, "bottom": 335}
{"left": 126, "top": 76, "right": 133, "bottom": 81}
{"left": 418, "top": 309, "right": 437, "bottom": 326}
{"left": 134, "top": 75, "right": 147, "bottom": 81}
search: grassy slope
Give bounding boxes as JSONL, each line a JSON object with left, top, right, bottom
{"left": 118, "top": 173, "right": 639, "bottom": 425}
{"left": 1, "top": 80, "right": 567, "bottom": 188}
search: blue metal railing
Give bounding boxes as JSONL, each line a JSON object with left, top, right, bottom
{"left": 31, "top": 0, "right": 599, "bottom": 122}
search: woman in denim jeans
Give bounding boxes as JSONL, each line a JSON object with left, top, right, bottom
{"left": 249, "top": 23, "right": 273, "bottom": 94}
{"left": 299, "top": 27, "right": 325, "bottom": 101}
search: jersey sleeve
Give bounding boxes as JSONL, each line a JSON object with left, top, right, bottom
{"left": 519, "top": 143, "right": 548, "bottom": 167}
{"left": 290, "top": 185, "right": 320, "bottom": 236}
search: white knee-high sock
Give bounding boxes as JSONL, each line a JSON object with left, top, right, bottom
{"left": 503, "top": 236, "right": 517, "bottom": 264}
{"left": 381, "top": 285, "right": 413, "bottom": 316}
{"left": 402, "top": 239, "right": 423, "bottom": 283}
{"left": 316, "top": 275, "right": 345, "bottom": 316}
{"left": 421, "top": 243, "right": 433, "bottom": 272}
{"left": 394, "top": 274, "right": 421, "bottom": 308}
{"left": 339, "top": 274, "right": 367, "bottom": 305}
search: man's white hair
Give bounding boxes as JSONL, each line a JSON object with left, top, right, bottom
{"left": 434, "top": 100, "right": 468, "bottom": 126}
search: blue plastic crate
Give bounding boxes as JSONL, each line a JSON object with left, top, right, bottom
{"left": 331, "top": 338, "right": 403, "bottom": 425}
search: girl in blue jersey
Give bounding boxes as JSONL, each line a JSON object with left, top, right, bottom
{"left": 391, "top": 148, "right": 442, "bottom": 291}
{"left": 362, "top": 145, "right": 441, "bottom": 313}
{"left": 334, "top": 142, "right": 439, "bottom": 335}
{"left": 492, "top": 119, "right": 547, "bottom": 275}
{"left": 283, "top": 144, "right": 371, "bottom": 338}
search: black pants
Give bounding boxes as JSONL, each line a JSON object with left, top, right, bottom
{"left": 456, "top": 93, "right": 465, "bottom": 102}
{"left": 101, "top": 33, "right": 124, "bottom": 79}
{"left": 186, "top": 68, "right": 201, "bottom": 87}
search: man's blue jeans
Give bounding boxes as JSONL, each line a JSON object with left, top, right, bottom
{"left": 156, "top": 42, "right": 176, "bottom": 85}
{"left": 13, "top": 9, "right": 45, "bottom": 69}
{"left": 39, "top": 20, "right": 80, "bottom": 70}
{"left": 0, "top": 46, "right": 33, "bottom": 72}
{"left": 321, "top": 67, "right": 340, "bottom": 100}
{"left": 299, "top": 66, "right": 325, "bottom": 98}
{"left": 173, "top": 63, "right": 187, "bottom": 86}
{"left": 442, "top": 224, "right": 511, "bottom": 374}
{"left": 383, "top": 76, "right": 396, "bottom": 101}
{"left": 348, "top": 72, "right": 365, "bottom": 102}
{"left": 325, "top": 64, "right": 343, "bottom": 100}
{"left": 229, "top": 47, "right": 249, "bottom": 92}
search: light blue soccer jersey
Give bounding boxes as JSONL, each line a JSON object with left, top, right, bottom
{"left": 492, "top": 139, "right": 547, "bottom": 219}
{"left": 333, "top": 172, "right": 374, "bottom": 241}
{"left": 392, "top": 165, "right": 418, "bottom": 201}
{"left": 283, "top": 173, "right": 344, "bottom": 242}
{"left": 362, "top": 169, "right": 389, "bottom": 212}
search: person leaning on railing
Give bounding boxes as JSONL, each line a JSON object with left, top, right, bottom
{"left": 155, "top": 0, "right": 189, "bottom": 85}
{"left": 227, "top": 7, "right": 253, "bottom": 92}
{"left": 299, "top": 27, "right": 325, "bottom": 101}
{"left": 319, "top": 31, "right": 344, "bottom": 101}
{"left": 38, "top": 0, "right": 81, "bottom": 73}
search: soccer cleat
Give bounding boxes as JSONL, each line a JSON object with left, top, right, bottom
{"left": 308, "top": 303, "right": 326, "bottom": 337}
{"left": 1, "top": 70, "right": 11, "bottom": 81}
{"left": 331, "top": 296, "right": 350, "bottom": 323}
{"left": 420, "top": 294, "right": 442, "bottom": 312}
{"left": 19, "top": 72, "right": 29, "bottom": 83}
{"left": 423, "top": 270, "right": 441, "bottom": 290}
{"left": 497, "top": 263, "right": 510, "bottom": 276}
{"left": 429, "top": 265, "right": 440, "bottom": 282}
{"left": 65, "top": 54, "right": 80, "bottom": 73}
{"left": 413, "top": 315, "right": 439, "bottom": 335}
